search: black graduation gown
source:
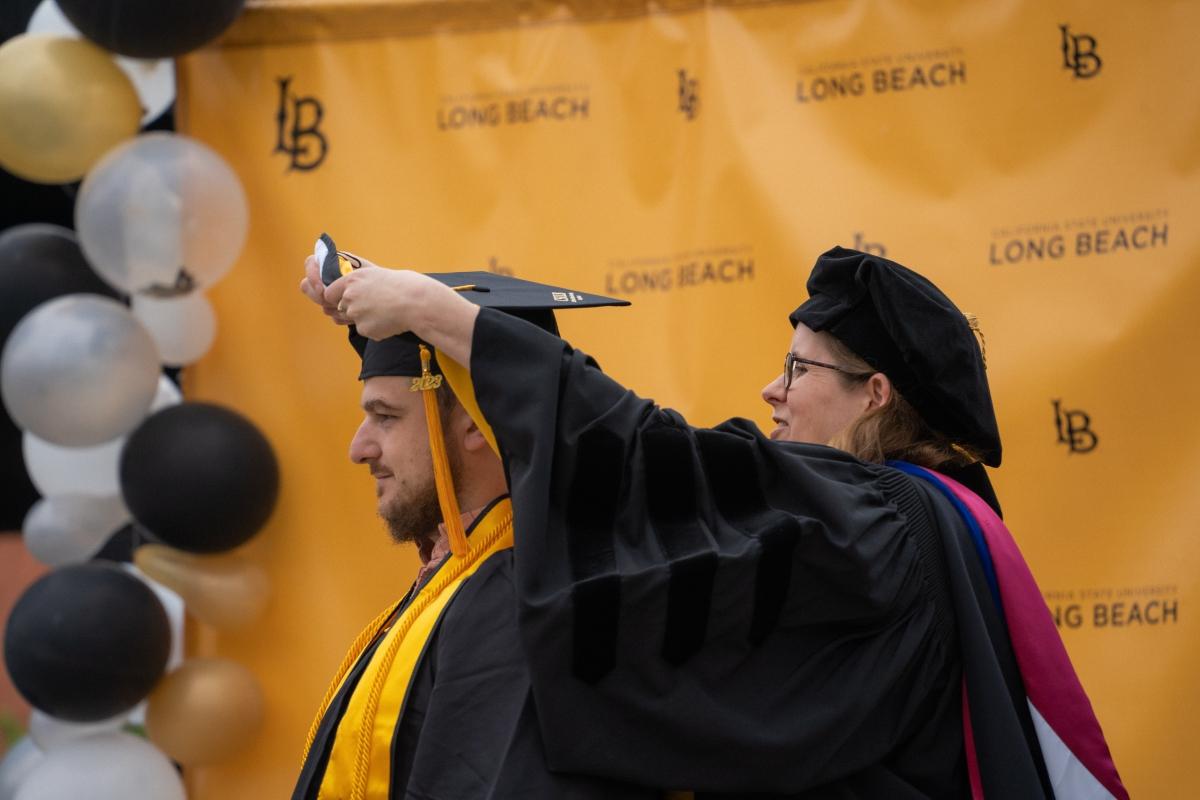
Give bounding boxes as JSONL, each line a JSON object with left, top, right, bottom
{"left": 293, "top": 500, "right": 659, "bottom": 800}
{"left": 467, "top": 308, "right": 1052, "bottom": 799}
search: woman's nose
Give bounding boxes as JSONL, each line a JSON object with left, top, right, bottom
{"left": 761, "top": 372, "right": 786, "bottom": 405}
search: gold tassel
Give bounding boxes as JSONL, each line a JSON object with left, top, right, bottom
{"left": 964, "top": 312, "right": 987, "bottom": 369}
{"left": 949, "top": 442, "right": 981, "bottom": 464}
{"left": 412, "top": 344, "right": 469, "bottom": 558}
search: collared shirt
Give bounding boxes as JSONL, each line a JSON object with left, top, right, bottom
{"left": 412, "top": 505, "right": 485, "bottom": 587}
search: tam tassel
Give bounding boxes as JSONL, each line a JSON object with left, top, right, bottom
{"left": 413, "top": 344, "right": 468, "bottom": 558}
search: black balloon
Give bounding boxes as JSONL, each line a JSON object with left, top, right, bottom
{"left": 120, "top": 403, "right": 279, "bottom": 553}
{"left": 56, "top": 0, "right": 246, "bottom": 59}
{"left": 0, "top": 224, "right": 120, "bottom": 350}
{"left": 4, "top": 563, "right": 171, "bottom": 721}
{"left": 0, "top": 224, "right": 122, "bottom": 530}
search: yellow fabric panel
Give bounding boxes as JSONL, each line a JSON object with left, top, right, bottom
{"left": 319, "top": 501, "right": 514, "bottom": 799}
{"left": 437, "top": 353, "right": 500, "bottom": 457}
{"left": 178, "top": 1, "right": 1200, "bottom": 796}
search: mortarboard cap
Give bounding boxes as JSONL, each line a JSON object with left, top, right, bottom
{"left": 790, "top": 246, "right": 1001, "bottom": 467}
{"left": 352, "top": 271, "right": 627, "bottom": 380}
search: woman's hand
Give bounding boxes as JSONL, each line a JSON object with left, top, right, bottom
{"left": 300, "top": 250, "right": 480, "bottom": 364}
{"left": 299, "top": 253, "right": 360, "bottom": 326}
{"left": 324, "top": 266, "right": 442, "bottom": 341}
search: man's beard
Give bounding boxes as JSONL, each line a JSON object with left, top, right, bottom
{"left": 379, "top": 447, "right": 464, "bottom": 546}
{"left": 380, "top": 473, "right": 442, "bottom": 545}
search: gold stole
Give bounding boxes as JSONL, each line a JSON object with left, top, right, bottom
{"left": 309, "top": 500, "right": 515, "bottom": 799}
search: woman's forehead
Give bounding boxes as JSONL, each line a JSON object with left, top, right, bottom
{"left": 789, "top": 324, "right": 835, "bottom": 357}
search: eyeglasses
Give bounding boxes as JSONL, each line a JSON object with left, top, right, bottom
{"left": 783, "top": 353, "right": 874, "bottom": 390}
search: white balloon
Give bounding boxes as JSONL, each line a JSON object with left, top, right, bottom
{"left": 25, "top": 0, "right": 175, "bottom": 125}
{"left": 0, "top": 738, "right": 43, "bottom": 800}
{"left": 0, "top": 294, "right": 159, "bottom": 446}
{"left": 22, "top": 377, "right": 182, "bottom": 496}
{"left": 23, "top": 435, "right": 122, "bottom": 497}
{"left": 22, "top": 494, "right": 130, "bottom": 566}
{"left": 151, "top": 374, "right": 184, "bottom": 409}
{"left": 76, "top": 132, "right": 248, "bottom": 296}
{"left": 133, "top": 293, "right": 216, "bottom": 366}
{"left": 27, "top": 710, "right": 127, "bottom": 752}
{"left": 124, "top": 564, "right": 186, "bottom": 675}
{"left": 15, "top": 733, "right": 184, "bottom": 800}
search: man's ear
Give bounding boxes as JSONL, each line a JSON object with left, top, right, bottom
{"left": 865, "top": 372, "right": 893, "bottom": 410}
{"left": 461, "top": 416, "right": 491, "bottom": 453}
{"left": 443, "top": 396, "right": 496, "bottom": 456}
{"left": 445, "top": 404, "right": 489, "bottom": 454}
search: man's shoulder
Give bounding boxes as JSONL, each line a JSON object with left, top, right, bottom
{"left": 439, "top": 546, "right": 517, "bottom": 620}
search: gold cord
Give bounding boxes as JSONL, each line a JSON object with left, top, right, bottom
{"left": 300, "top": 513, "right": 513, "bottom": 793}
{"left": 347, "top": 513, "right": 512, "bottom": 798}
{"left": 300, "top": 600, "right": 401, "bottom": 763}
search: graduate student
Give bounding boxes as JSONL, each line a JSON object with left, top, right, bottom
{"left": 293, "top": 261, "right": 658, "bottom": 799}
{"left": 311, "top": 246, "right": 1128, "bottom": 799}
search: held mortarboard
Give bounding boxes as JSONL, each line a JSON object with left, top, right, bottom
{"left": 314, "top": 233, "right": 627, "bottom": 379}
{"left": 790, "top": 246, "right": 1002, "bottom": 468}
{"left": 350, "top": 270, "right": 629, "bottom": 380}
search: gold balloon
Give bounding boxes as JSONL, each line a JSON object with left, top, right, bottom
{"left": 0, "top": 35, "right": 141, "bottom": 183}
{"left": 145, "top": 658, "right": 264, "bottom": 766}
{"left": 134, "top": 544, "right": 270, "bottom": 630}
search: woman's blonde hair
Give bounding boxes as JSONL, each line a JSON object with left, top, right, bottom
{"left": 823, "top": 334, "right": 982, "bottom": 470}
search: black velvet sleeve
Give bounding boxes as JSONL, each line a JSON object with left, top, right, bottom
{"left": 468, "top": 308, "right": 962, "bottom": 795}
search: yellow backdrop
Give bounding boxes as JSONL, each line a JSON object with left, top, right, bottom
{"left": 178, "top": 1, "right": 1199, "bottom": 796}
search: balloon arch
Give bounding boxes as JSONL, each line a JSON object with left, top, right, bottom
{"left": 0, "top": 2, "right": 278, "bottom": 797}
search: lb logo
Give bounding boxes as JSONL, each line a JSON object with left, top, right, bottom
{"left": 1060, "top": 24, "right": 1102, "bottom": 79}
{"left": 678, "top": 69, "right": 699, "bottom": 120}
{"left": 1053, "top": 399, "right": 1098, "bottom": 454}
{"left": 274, "top": 77, "right": 328, "bottom": 171}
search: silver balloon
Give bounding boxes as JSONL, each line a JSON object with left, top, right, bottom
{"left": 14, "top": 733, "right": 184, "bottom": 800}
{"left": 0, "top": 294, "right": 159, "bottom": 446}
{"left": 27, "top": 710, "right": 127, "bottom": 752}
{"left": 22, "top": 494, "right": 130, "bottom": 566}
{"left": 132, "top": 292, "right": 216, "bottom": 366}
{"left": 22, "top": 376, "right": 182, "bottom": 496}
{"left": 76, "top": 132, "right": 248, "bottom": 296}
{"left": 0, "top": 739, "right": 43, "bottom": 800}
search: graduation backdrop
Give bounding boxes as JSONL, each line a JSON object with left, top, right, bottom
{"left": 176, "top": 1, "right": 1197, "bottom": 796}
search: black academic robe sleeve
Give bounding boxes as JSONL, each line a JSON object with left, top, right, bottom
{"left": 468, "top": 309, "right": 965, "bottom": 796}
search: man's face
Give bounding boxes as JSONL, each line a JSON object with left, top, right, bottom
{"left": 349, "top": 376, "right": 449, "bottom": 544}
